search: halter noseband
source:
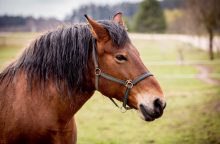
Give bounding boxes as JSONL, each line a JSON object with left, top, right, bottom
{"left": 92, "top": 41, "right": 153, "bottom": 111}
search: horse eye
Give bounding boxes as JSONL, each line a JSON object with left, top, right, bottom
{"left": 115, "top": 55, "right": 127, "bottom": 62}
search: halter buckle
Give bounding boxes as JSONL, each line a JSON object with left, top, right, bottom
{"left": 125, "top": 80, "right": 133, "bottom": 88}
{"left": 95, "top": 68, "right": 101, "bottom": 76}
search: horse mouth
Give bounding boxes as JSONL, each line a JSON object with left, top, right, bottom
{"left": 139, "top": 104, "right": 155, "bottom": 121}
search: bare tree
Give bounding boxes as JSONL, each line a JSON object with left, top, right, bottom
{"left": 186, "top": 0, "right": 220, "bottom": 60}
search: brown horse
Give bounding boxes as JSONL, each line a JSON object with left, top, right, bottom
{"left": 0, "top": 13, "right": 166, "bottom": 144}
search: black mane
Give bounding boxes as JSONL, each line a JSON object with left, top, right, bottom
{"left": 0, "top": 20, "right": 130, "bottom": 95}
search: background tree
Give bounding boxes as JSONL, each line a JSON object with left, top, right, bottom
{"left": 134, "top": 0, "right": 166, "bottom": 33}
{"left": 185, "top": 0, "right": 220, "bottom": 60}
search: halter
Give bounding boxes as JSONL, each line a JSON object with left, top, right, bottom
{"left": 92, "top": 41, "right": 153, "bottom": 111}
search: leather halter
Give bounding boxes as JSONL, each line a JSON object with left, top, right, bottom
{"left": 92, "top": 41, "right": 153, "bottom": 111}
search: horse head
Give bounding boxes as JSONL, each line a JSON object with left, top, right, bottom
{"left": 86, "top": 13, "right": 166, "bottom": 121}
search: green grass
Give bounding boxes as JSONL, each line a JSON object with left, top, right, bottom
{"left": 0, "top": 32, "right": 220, "bottom": 144}
{"left": 205, "top": 64, "right": 220, "bottom": 81}
{"left": 76, "top": 85, "right": 220, "bottom": 144}
{"left": 0, "top": 33, "right": 38, "bottom": 69}
{"left": 134, "top": 39, "right": 220, "bottom": 63}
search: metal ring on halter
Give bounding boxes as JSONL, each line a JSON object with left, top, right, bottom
{"left": 95, "top": 68, "right": 101, "bottom": 76}
{"left": 125, "top": 80, "right": 133, "bottom": 88}
{"left": 120, "top": 106, "right": 127, "bottom": 113}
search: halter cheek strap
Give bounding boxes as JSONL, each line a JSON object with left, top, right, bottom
{"left": 92, "top": 41, "right": 153, "bottom": 111}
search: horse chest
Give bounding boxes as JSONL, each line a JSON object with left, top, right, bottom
{"left": 1, "top": 125, "right": 77, "bottom": 144}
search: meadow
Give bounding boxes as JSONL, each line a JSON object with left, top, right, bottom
{"left": 0, "top": 33, "right": 220, "bottom": 144}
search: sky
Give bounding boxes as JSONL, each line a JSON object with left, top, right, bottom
{"left": 0, "top": 0, "right": 143, "bottom": 20}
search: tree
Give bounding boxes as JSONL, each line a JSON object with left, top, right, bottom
{"left": 134, "top": 0, "right": 166, "bottom": 33}
{"left": 186, "top": 0, "right": 220, "bottom": 60}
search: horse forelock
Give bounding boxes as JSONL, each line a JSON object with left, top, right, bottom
{"left": 0, "top": 20, "right": 130, "bottom": 96}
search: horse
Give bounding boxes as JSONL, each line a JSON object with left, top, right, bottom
{"left": 0, "top": 12, "right": 166, "bottom": 144}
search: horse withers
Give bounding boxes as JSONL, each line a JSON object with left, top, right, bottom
{"left": 0, "top": 13, "right": 166, "bottom": 144}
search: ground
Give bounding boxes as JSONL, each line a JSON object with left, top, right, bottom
{"left": 0, "top": 33, "right": 220, "bottom": 144}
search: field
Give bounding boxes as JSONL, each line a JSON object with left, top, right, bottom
{"left": 0, "top": 33, "right": 220, "bottom": 144}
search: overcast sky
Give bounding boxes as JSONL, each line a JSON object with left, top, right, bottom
{"left": 0, "top": 0, "right": 142, "bottom": 20}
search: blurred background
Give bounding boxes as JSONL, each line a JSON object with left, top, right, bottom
{"left": 0, "top": 0, "right": 220, "bottom": 143}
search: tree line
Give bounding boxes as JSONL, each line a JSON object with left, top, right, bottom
{"left": 0, "top": 15, "right": 62, "bottom": 32}
{"left": 0, "top": 0, "right": 182, "bottom": 33}
{"left": 0, "top": 0, "right": 219, "bottom": 59}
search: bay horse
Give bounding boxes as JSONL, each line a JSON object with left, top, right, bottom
{"left": 0, "top": 13, "right": 166, "bottom": 144}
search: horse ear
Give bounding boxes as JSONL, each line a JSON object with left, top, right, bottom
{"left": 113, "top": 12, "right": 125, "bottom": 27}
{"left": 84, "top": 15, "right": 109, "bottom": 42}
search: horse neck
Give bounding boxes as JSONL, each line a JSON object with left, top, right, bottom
{"left": 9, "top": 58, "right": 96, "bottom": 127}
{"left": 43, "top": 57, "right": 96, "bottom": 122}
{"left": 40, "top": 58, "right": 96, "bottom": 125}
{"left": 48, "top": 52, "right": 96, "bottom": 119}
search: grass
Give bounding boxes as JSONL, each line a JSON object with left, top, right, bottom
{"left": 0, "top": 32, "right": 220, "bottom": 144}
{"left": 0, "top": 32, "right": 38, "bottom": 68}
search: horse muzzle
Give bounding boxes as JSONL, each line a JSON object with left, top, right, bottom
{"left": 138, "top": 98, "right": 166, "bottom": 121}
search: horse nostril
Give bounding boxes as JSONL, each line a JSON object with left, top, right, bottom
{"left": 154, "top": 98, "right": 162, "bottom": 109}
{"left": 153, "top": 98, "right": 163, "bottom": 116}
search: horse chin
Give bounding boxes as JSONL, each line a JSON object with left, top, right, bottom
{"left": 138, "top": 105, "right": 156, "bottom": 122}
{"left": 138, "top": 110, "right": 155, "bottom": 122}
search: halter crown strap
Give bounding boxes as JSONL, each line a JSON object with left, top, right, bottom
{"left": 92, "top": 41, "right": 153, "bottom": 111}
